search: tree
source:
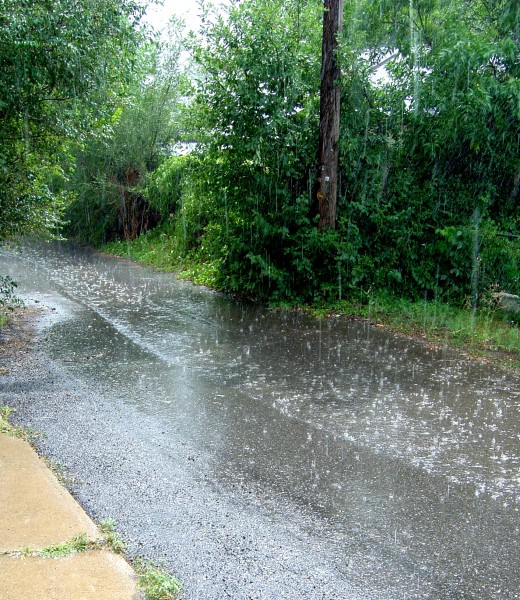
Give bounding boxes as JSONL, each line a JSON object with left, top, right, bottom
{"left": 0, "top": 0, "right": 145, "bottom": 239}
{"left": 65, "top": 27, "right": 187, "bottom": 244}
{"left": 316, "top": 0, "right": 344, "bottom": 230}
{"left": 185, "top": 0, "right": 323, "bottom": 300}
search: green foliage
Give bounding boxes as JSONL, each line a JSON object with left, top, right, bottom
{"left": 0, "top": 405, "right": 14, "bottom": 435}
{"left": 38, "top": 533, "right": 92, "bottom": 558}
{"left": 172, "top": 0, "right": 324, "bottom": 301}
{"left": 98, "top": 519, "right": 127, "bottom": 554}
{"left": 63, "top": 0, "right": 518, "bottom": 313}
{"left": 144, "top": 156, "right": 188, "bottom": 221}
{"left": 102, "top": 223, "right": 185, "bottom": 270}
{"left": 0, "top": 405, "right": 41, "bottom": 440}
{"left": 0, "top": 275, "right": 23, "bottom": 312}
{"left": 334, "top": 0, "right": 520, "bottom": 303}
{"left": 0, "top": 0, "right": 146, "bottom": 240}
{"left": 365, "top": 293, "right": 520, "bottom": 365}
{"left": 135, "top": 558, "right": 182, "bottom": 600}
{"left": 311, "top": 292, "right": 519, "bottom": 369}
{"left": 112, "top": 0, "right": 515, "bottom": 308}
{"left": 64, "top": 29, "right": 186, "bottom": 244}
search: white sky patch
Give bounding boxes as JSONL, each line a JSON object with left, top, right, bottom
{"left": 144, "top": 0, "right": 231, "bottom": 36}
{"left": 144, "top": 0, "right": 201, "bottom": 35}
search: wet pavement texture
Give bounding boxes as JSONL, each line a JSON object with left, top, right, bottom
{"left": 1, "top": 241, "right": 519, "bottom": 599}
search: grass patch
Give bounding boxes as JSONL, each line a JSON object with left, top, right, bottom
{"left": 39, "top": 533, "right": 92, "bottom": 557}
{"left": 99, "top": 521, "right": 182, "bottom": 598}
{"left": 101, "top": 226, "right": 183, "bottom": 272}
{"left": 0, "top": 404, "right": 13, "bottom": 429}
{"left": 17, "top": 521, "right": 126, "bottom": 559}
{"left": 97, "top": 519, "right": 182, "bottom": 598}
{"left": 176, "top": 258, "right": 222, "bottom": 288}
{"left": 16, "top": 533, "right": 94, "bottom": 558}
{"left": 102, "top": 231, "right": 222, "bottom": 289}
{"left": 134, "top": 558, "right": 182, "bottom": 600}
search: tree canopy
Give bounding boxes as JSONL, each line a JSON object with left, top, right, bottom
{"left": 64, "top": 27, "right": 186, "bottom": 244}
{"left": 0, "top": 0, "right": 145, "bottom": 238}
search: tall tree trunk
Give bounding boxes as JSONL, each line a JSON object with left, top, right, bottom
{"left": 316, "top": 0, "right": 343, "bottom": 230}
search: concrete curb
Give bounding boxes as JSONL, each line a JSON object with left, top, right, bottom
{"left": 0, "top": 431, "right": 140, "bottom": 599}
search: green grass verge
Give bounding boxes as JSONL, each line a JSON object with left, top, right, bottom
{"left": 101, "top": 227, "right": 183, "bottom": 272}
{"left": 308, "top": 295, "right": 520, "bottom": 370}
{"left": 0, "top": 405, "right": 41, "bottom": 441}
{"left": 101, "top": 227, "right": 222, "bottom": 288}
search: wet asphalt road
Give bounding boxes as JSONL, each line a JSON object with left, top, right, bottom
{"left": 1, "top": 242, "right": 519, "bottom": 599}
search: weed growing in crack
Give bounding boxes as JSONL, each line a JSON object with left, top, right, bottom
{"left": 14, "top": 533, "right": 95, "bottom": 559}
{"left": 99, "top": 518, "right": 126, "bottom": 554}
{"left": 98, "top": 519, "right": 182, "bottom": 598}
{"left": 134, "top": 558, "right": 182, "bottom": 600}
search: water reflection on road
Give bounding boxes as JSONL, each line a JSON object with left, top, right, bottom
{"left": 2, "top": 241, "right": 519, "bottom": 598}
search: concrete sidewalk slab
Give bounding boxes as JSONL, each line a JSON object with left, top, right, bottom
{"left": 0, "top": 551, "right": 139, "bottom": 600}
{"left": 0, "top": 432, "right": 140, "bottom": 599}
{"left": 0, "top": 433, "right": 98, "bottom": 551}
